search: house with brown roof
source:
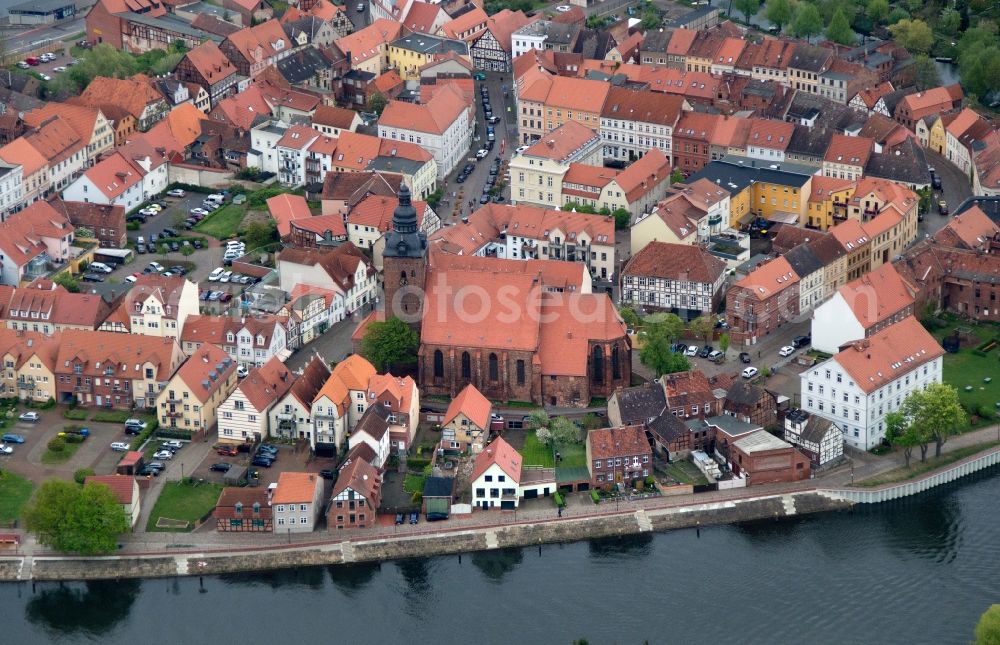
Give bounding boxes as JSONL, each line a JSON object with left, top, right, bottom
{"left": 509, "top": 119, "right": 603, "bottom": 210}
{"left": 367, "top": 372, "right": 420, "bottom": 449}
{"left": 99, "top": 275, "right": 200, "bottom": 341}
{"left": 174, "top": 41, "right": 243, "bottom": 110}
{"left": 811, "top": 262, "right": 917, "bottom": 354}
{"left": 441, "top": 383, "right": 492, "bottom": 454}
{"left": 933, "top": 205, "right": 1000, "bottom": 251}
{"left": 54, "top": 330, "right": 185, "bottom": 409}
{"left": 155, "top": 344, "right": 237, "bottom": 434}
{"left": 0, "top": 200, "right": 74, "bottom": 286}
{"left": 894, "top": 84, "right": 963, "bottom": 131}
{"left": 311, "top": 105, "right": 363, "bottom": 138}
{"left": 801, "top": 316, "right": 943, "bottom": 450}
{"left": 320, "top": 170, "right": 403, "bottom": 217}
{"left": 622, "top": 241, "right": 726, "bottom": 320}
{"left": 78, "top": 76, "right": 169, "bottom": 131}
{"left": 267, "top": 193, "right": 313, "bottom": 239}
{"left": 725, "top": 256, "right": 800, "bottom": 345}
{"left": 822, "top": 134, "right": 874, "bottom": 182}
{"left": 586, "top": 425, "right": 652, "bottom": 488}
{"left": 217, "top": 356, "right": 296, "bottom": 443}
{"left": 310, "top": 354, "right": 377, "bottom": 453}
{"left": 23, "top": 115, "right": 88, "bottom": 193}
{"left": 277, "top": 243, "right": 376, "bottom": 313}
{"left": 268, "top": 355, "right": 330, "bottom": 443}
{"left": 515, "top": 72, "right": 610, "bottom": 144}
{"left": 214, "top": 488, "right": 272, "bottom": 532}
{"left": 729, "top": 429, "right": 811, "bottom": 485}
{"left": 23, "top": 102, "right": 114, "bottom": 169}
{"left": 0, "top": 137, "right": 49, "bottom": 207}
{"left": 599, "top": 87, "right": 686, "bottom": 165}
{"left": 470, "top": 8, "right": 534, "bottom": 72}
{"left": 0, "top": 328, "right": 60, "bottom": 403}
{"left": 222, "top": 0, "right": 272, "bottom": 25}
{"left": 347, "top": 403, "right": 392, "bottom": 468}
{"left": 220, "top": 19, "right": 300, "bottom": 78}
{"left": 3, "top": 281, "right": 110, "bottom": 333}
{"left": 377, "top": 83, "right": 473, "bottom": 179}
{"left": 723, "top": 380, "right": 777, "bottom": 430}
{"left": 52, "top": 200, "right": 126, "bottom": 248}
{"left": 179, "top": 313, "right": 291, "bottom": 368}
{"left": 84, "top": 475, "right": 141, "bottom": 527}
{"left": 329, "top": 451, "right": 381, "bottom": 529}
{"left": 348, "top": 192, "right": 440, "bottom": 268}
{"left": 336, "top": 19, "right": 404, "bottom": 75}
{"left": 471, "top": 436, "right": 523, "bottom": 510}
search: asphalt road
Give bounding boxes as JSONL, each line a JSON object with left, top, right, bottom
{"left": 2, "top": 17, "right": 84, "bottom": 56}
{"left": 921, "top": 148, "right": 972, "bottom": 239}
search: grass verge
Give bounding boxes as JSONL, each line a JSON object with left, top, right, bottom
{"left": 855, "top": 441, "right": 1000, "bottom": 487}
{"left": 40, "top": 441, "right": 82, "bottom": 464}
{"left": 63, "top": 409, "right": 89, "bottom": 421}
{"left": 146, "top": 480, "right": 224, "bottom": 532}
{"left": 0, "top": 471, "right": 33, "bottom": 523}
{"left": 661, "top": 459, "right": 709, "bottom": 486}
{"left": 92, "top": 410, "right": 132, "bottom": 423}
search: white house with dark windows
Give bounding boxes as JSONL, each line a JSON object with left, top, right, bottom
{"left": 799, "top": 317, "right": 943, "bottom": 450}
{"left": 471, "top": 437, "right": 523, "bottom": 510}
{"left": 621, "top": 241, "right": 727, "bottom": 320}
{"left": 783, "top": 409, "right": 843, "bottom": 466}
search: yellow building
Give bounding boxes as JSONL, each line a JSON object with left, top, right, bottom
{"left": 0, "top": 329, "right": 59, "bottom": 402}
{"left": 155, "top": 344, "right": 238, "bottom": 434}
{"left": 806, "top": 176, "right": 856, "bottom": 230}
{"left": 387, "top": 34, "right": 470, "bottom": 81}
{"left": 928, "top": 114, "right": 948, "bottom": 155}
{"left": 516, "top": 69, "right": 609, "bottom": 144}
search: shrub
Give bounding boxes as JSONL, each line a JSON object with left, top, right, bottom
{"left": 63, "top": 433, "right": 84, "bottom": 444}
{"left": 407, "top": 456, "right": 430, "bottom": 471}
{"left": 411, "top": 491, "right": 423, "bottom": 504}
{"left": 73, "top": 468, "right": 95, "bottom": 485}
{"left": 422, "top": 463, "right": 433, "bottom": 476}
{"left": 590, "top": 489, "right": 600, "bottom": 504}
{"left": 644, "top": 475, "right": 655, "bottom": 487}
{"left": 553, "top": 491, "right": 565, "bottom": 508}
{"left": 47, "top": 437, "right": 66, "bottom": 452}
{"left": 63, "top": 409, "right": 89, "bottom": 420}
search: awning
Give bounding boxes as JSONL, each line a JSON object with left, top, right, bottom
{"left": 768, "top": 211, "right": 800, "bottom": 225}
{"left": 736, "top": 210, "right": 755, "bottom": 225}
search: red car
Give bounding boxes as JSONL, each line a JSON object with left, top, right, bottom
{"left": 216, "top": 445, "right": 238, "bottom": 456}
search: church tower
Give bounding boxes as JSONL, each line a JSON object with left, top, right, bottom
{"left": 382, "top": 182, "right": 427, "bottom": 332}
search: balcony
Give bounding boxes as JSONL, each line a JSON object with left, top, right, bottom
{"left": 73, "top": 385, "right": 92, "bottom": 393}
{"left": 708, "top": 214, "right": 723, "bottom": 227}
{"left": 165, "top": 410, "right": 183, "bottom": 418}
{"left": 16, "top": 380, "right": 34, "bottom": 390}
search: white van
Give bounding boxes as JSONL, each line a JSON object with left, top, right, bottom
{"left": 137, "top": 236, "right": 145, "bottom": 245}
{"left": 208, "top": 267, "right": 225, "bottom": 281}
{"left": 90, "top": 262, "right": 113, "bottom": 274}
{"left": 205, "top": 194, "right": 225, "bottom": 204}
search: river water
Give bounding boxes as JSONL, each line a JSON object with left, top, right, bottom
{"left": 4, "top": 469, "right": 1000, "bottom": 644}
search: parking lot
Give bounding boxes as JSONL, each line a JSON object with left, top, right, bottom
{"left": 15, "top": 49, "right": 76, "bottom": 81}
{"left": 189, "top": 440, "right": 338, "bottom": 490}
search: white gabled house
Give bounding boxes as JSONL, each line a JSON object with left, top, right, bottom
{"left": 471, "top": 436, "right": 522, "bottom": 510}
{"left": 310, "top": 355, "right": 377, "bottom": 453}
{"left": 268, "top": 355, "right": 330, "bottom": 443}
{"left": 347, "top": 404, "right": 392, "bottom": 469}
{"left": 217, "top": 357, "right": 295, "bottom": 443}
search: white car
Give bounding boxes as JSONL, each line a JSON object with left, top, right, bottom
{"left": 147, "top": 262, "right": 164, "bottom": 272}
{"left": 18, "top": 411, "right": 40, "bottom": 422}
{"left": 0, "top": 444, "right": 12, "bottom": 455}
{"left": 556, "top": 4, "right": 571, "bottom": 11}
{"left": 17, "top": 61, "right": 29, "bottom": 69}
{"left": 208, "top": 267, "right": 225, "bottom": 281}
{"left": 153, "top": 450, "right": 174, "bottom": 460}
{"left": 218, "top": 271, "right": 233, "bottom": 283}
{"left": 742, "top": 366, "right": 759, "bottom": 379}
{"left": 515, "top": 145, "right": 530, "bottom": 154}
{"left": 475, "top": 149, "right": 489, "bottom": 159}
{"left": 124, "top": 274, "right": 138, "bottom": 284}
{"left": 779, "top": 345, "right": 796, "bottom": 357}
{"left": 237, "top": 365, "right": 249, "bottom": 378}
{"left": 166, "top": 189, "right": 186, "bottom": 198}
{"left": 190, "top": 208, "right": 209, "bottom": 216}
{"left": 39, "top": 74, "right": 51, "bottom": 81}
{"left": 685, "top": 345, "right": 698, "bottom": 357}
{"left": 162, "top": 440, "right": 183, "bottom": 450}
{"left": 110, "top": 442, "right": 130, "bottom": 452}
{"left": 53, "top": 66, "right": 66, "bottom": 73}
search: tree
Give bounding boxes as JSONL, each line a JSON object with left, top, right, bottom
{"left": 866, "top": 0, "right": 889, "bottom": 25}
{"left": 241, "top": 220, "right": 277, "bottom": 252}
{"left": 368, "top": 91, "right": 387, "bottom": 116}
{"left": 639, "top": 324, "right": 690, "bottom": 376}
{"left": 939, "top": 8, "right": 961, "bottom": 36}
{"left": 359, "top": 316, "right": 419, "bottom": 371}
{"left": 534, "top": 425, "right": 552, "bottom": 445}
{"left": 670, "top": 169, "right": 684, "bottom": 184}
{"left": 911, "top": 55, "right": 941, "bottom": 91}
{"left": 765, "top": 0, "right": 793, "bottom": 32}
{"left": 526, "top": 409, "right": 550, "bottom": 431}
{"left": 73, "top": 468, "right": 95, "bottom": 485}
{"left": 611, "top": 208, "right": 630, "bottom": 230}
{"left": 976, "top": 605, "right": 1000, "bottom": 645}
{"left": 883, "top": 411, "right": 920, "bottom": 468}
{"left": 902, "top": 383, "right": 967, "bottom": 459}
{"left": 957, "top": 26, "right": 1000, "bottom": 100}
{"left": 889, "top": 19, "right": 934, "bottom": 55}
{"left": 23, "top": 479, "right": 129, "bottom": 555}
{"left": 640, "top": 8, "right": 661, "bottom": 30}
{"left": 719, "top": 333, "right": 730, "bottom": 354}
{"left": 792, "top": 2, "right": 823, "bottom": 42}
{"left": 688, "top": 315, "right": 714, "bottom": 342}
{"left": 886, "top": 7, "right": 909, "bottom": 25}
{"left": 53, "top": 272, "right": 80, "bottom": 293}
{"left": 732, "top": 0, "right": 759, "bottom": 25}
{"left": 550, "top": 416, "right": 582, "bottom": 445}
{"left": 825, "top": 9, "right": 855, "bottom": 45}
{"left": 618, "top": 306, "right": 641, "bottom": 330}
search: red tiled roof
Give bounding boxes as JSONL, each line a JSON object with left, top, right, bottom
{"left": 443, "top": 383, "right": 491, "bottom": 430}
{"left": 84, "top": 475, "right": 136, "bottom": 505}
{"left": 523, "top": 119, "right": 599, "bottom": 162}
{"left": 587, "top": 425, "right": 649, "bottom": 460}
{"left": 174, "top": 344, "right": 235, "bottom": 403}
{"left": 623, "top": 241, "right": 725, "bottom": 284}
{"left": 238, "top": 356, "right": 296, "bottom": 411}
{"left": 837, "top": 263, "right": 915, "bottom": 330}
{"left": 833, "top": 316, "right": 943, "bottom": 394}
{"left": 266, "top": 193, "right": 312, "bottom": 237}
{"left": 272, "top": 471, "right": 320, "bottom": 504}
{"left": 183, "top": 41, "right": 238, "bottom": 84}
{"left": 824, "top": 133, "right": 874, "bottom": 166}
{"left": 331, "top": 453, "right": 381, "bottom": 504}
{"left": 471, "top": 436, "right": 521, "bottom": 482}
{"left": 734, "top": 256, "right": 799, "bottom": 297}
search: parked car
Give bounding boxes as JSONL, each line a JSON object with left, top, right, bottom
{"left": 210, "top": 462, "right": 232, "bottom": 472}
{"left": 147, "top": 461, "right": 166, "bottom": 471}
{"left": 426, "top": 513, "right": 448, "bottom": 521}
{"left": 320, "top": 469, "right": 335, "bottom": 479}
{"left": 779, "top": 345, "right": 796, "bottom": 357}
{"left": 162, "top": 440, "right": 183, "bottom": 450}
{"left": 166, "top": 188, "right": 186, "bottom": 197}
{"left": 792, "top": 335, "right": 811, "bottom": 349}
{"left": 162, "top": 227, "right": 177, "bottom": 237}
{"left": 124, "top": 274, "right": 139, "bottom": 284}
{"left": 153, "top": 450, "right": 174, "bottom": 460}
{"left": 237, "top": 365, "right": 249, "bottom": 378}
{"left": 685, "top": 345, "right": 698, "bottom": 356}
{"left": 456, "top": 174, "right": 467, "bottom": 184}
{"left": 216, "top": 445, "right": 238, "bottom": 456}
{"left": 476, "top": 149, "right": 489, "bottom": 159}
{"left": 251, "top": 455, "right": 274, "bottom": 467}
{"left": 409, "top": 512, "right": 419, "bottom": 524}
{"left": 708, "top": 350, "right": 724, "bottom": 363}
{"left": 136, "top": 243, "right": 148, "bottom": 254}
{"left": 739, "top": 352, "right": 751, "bottom": 364}
{"left": 18, "top": 411, "right": 40, "bottom": 422}
{"left": 479, "top": 194, "right": 491, "bottom": 204}
{"left": 58, "top": 428, "right": 90, "bottom": 439}
{"left": 137, "top": 465, "right": 160, "bottom": 477}
{"left": 742, "top": 366, "right": 759, "bottom": 379}
{"left": 110, "top": 441, "right": 130, "bottom": 452}
{"left": 931, "top": 174, "right": 942, "bottom": 190}
{"left": 82, "top": 273, "right": 105, "bottom": 282}
{"left": 395, "top": 513, "right": 405, "bottom": 525}
{"left": 147, "top": 261, "right": 164, "bottom": 272}
{"left": 2, "top": 433, "right": 25, "bottom": 443}
{"left": 938, "top": 200, "right": 949, "bottom": 216}
{"left": 190, "top": 207, "right": 209, "bottom": 217}
{"left": 698, "top": 345, "right": 713, "bottom": 358}
{"left": 0, "top": 445, "right": 12, "bottom": 455}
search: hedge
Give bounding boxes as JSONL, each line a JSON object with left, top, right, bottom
{"left": 553, "top": 491, "right": 565, "bottom": 508}
{"left": 407, "top": 456, "right": 431, "bottom": 471}
{"left": 156, "top": 429, "right": 195, "bottom": 440}
{"left": 590, "top": 489, "right": 600, "bottom": 504}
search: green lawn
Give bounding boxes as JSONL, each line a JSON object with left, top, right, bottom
{"left": 63, "top": 409, "right": 89, "bottom": 421}
{"left": 194, "top": 204, "right": 245, "bottom": 239}
{"left": 519, "top": 430, "right": 554, "bottom": 467}
{"left": 856, "top": 441, "right": 1000, "bottom": 487}
{"left": 943, "top": 349, "right": 1000, "bottom": 417}
{"left": 92, "top": 410, "right": 132, "bottom": 423}
{"left": 403, "top": 474, "right": 426, "bottom": 494}
{"left": 146, "top": 481, "right": 224, "bottom": 532}
{"left": 661, "top": 459, "right": 709, "bottom": 486}
{"left": 0, "top": 471, "right": 33, "bottom": 524}
{"left": 555, "top": 441, "right": 586, "bottom": 468}
{"left": 40, "top": 441, "right": 83, "bottom": 465}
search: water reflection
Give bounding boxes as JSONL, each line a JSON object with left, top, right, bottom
{"left": 471, "top": 548, "right": 523, "bottom": 583}
{"left": 26, "top": 579, "right": 140, "bottom": 636}
{"left": 882, "top": 494, "right": 963, "bottom": 564}
{"left": 586, "top": 533, "right": 653, "bottom": 558}
{"left": 327, "top": 562, "right": 380, "bottom": 596}
{"left": 218, "top": 565, "right": 325, "bottom": 590}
